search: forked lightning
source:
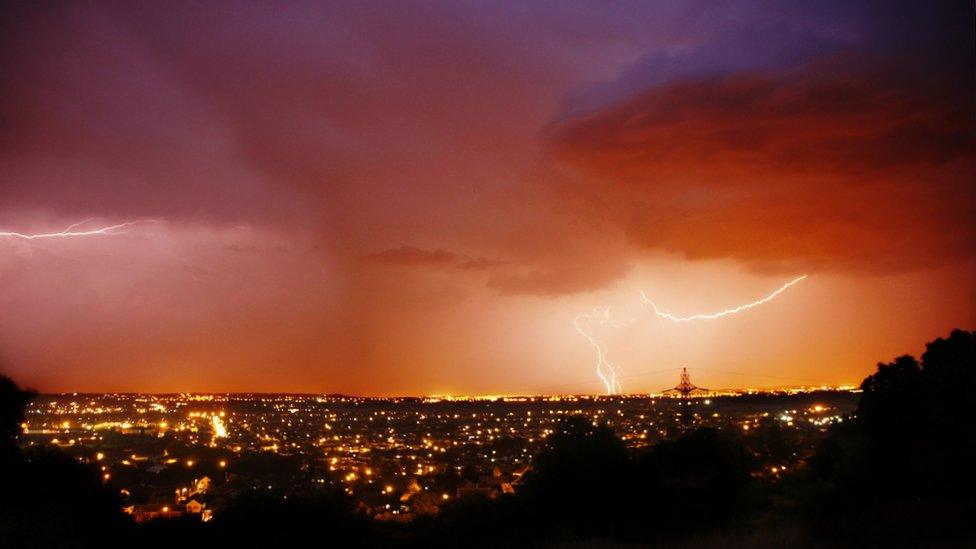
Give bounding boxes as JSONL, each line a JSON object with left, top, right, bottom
{"left": 578, "top": 276, "right": 808, "bottom": 394}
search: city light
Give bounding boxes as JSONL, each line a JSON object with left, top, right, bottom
{"left": 22, "top": 389, "right": 859, "bottom": 522}
{"left": 211, "top": 414, "right": 228, "bottom": 439}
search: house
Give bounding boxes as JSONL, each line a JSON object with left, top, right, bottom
{"left": 185, "top": 499, "right": 206, "bottom": 514}
{"left": 458, "top": 465, "right": 531, "bottom": 499}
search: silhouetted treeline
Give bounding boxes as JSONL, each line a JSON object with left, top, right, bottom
{"left": 0, "top": 377, "right": 134, "bottom": 547}
{"left": 401, "top": 418, "right": 756, "bottom": 546}
{"left": 2, "top": 329, "right": 974, "bottom": 547}
{"left": 804, "top": 329, "right": 976, "bottom": 544}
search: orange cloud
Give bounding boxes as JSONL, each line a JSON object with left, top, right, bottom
{"left": 549, "top": 54, "right": 975, "bottom": 273}
{"left": 363, "top": 246, "right": 460, "bottom": 268}
{"left": 363, "top": 246, "right": 501, "bottom": 272}
{"left": 486, "top": 259, "right": 632, "bottom": 297}
{"left": 363, "top": 243, "right": 631, "bottom": 297}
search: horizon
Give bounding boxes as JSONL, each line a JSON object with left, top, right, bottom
{"left": 29, "top": 385, "right": 862, "bottom": 399}
{"left": 19, "top": 365, "right": 866, "bottom": 397}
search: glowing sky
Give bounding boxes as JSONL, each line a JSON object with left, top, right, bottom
{"left": 1, "top": 1, "right": 973, "bottom": 395}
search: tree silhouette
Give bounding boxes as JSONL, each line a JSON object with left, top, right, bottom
{"left": 631, "top": 428, "right": 754, "bottom": 533}
{"left": 809, "top": 329, "right": 976, "bottom": 543}
{"left": 444, "top": 417, "right": 757, "bottom": 544}
{"left": 0, "top": 375, "right": 133, "bottom": 547}
{"left": 0, "top": 375, "right": 34, "bottom": 461}
{"left": 519, "top": 415, "right": 629, "bottom": 538}
{"left": 202, "top": 489, "right": 375, "bottom": 546}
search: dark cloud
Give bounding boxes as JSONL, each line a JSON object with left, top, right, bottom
{"left": 487, "top": 259, "right": 632, "bottom": 297}
{"left": 363, "top": 245, "right": 504, "bottom": 272}
{"left": 548, "top": 4, "right": 976, "bottom": 274}
{"left": 458, "top": 258, "right": 504, "bottom": 271}
{"left": 363, "top": 246, "right": 460, "bottom": 268}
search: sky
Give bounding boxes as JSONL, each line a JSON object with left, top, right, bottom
{"left": 0, "top": 1, "right": 973, "bottom": 395}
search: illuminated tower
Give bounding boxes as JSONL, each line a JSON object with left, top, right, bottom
{"left": 663, "top": 368, "right": 708, "bottom": 398}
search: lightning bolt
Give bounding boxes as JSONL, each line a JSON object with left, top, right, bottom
{"left": 577, "top": 275, "right": 808, "bottom": 395}
{"left": 574, "top": 308, "right": 625, "bottom": 395}
{"left": 0, "top": 219, "right": 154, "bottom": 240}
{"left": 640, "top": 275, "right": 808, "bottom": 322}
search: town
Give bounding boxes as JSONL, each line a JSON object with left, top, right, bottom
{"left": 21, "top": 389, "right": 858, "bottom": 522}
